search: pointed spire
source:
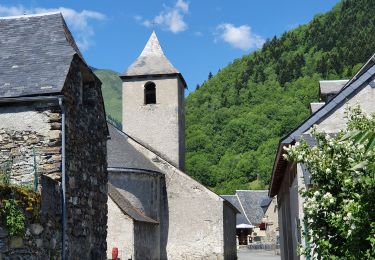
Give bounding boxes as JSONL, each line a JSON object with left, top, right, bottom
{"left": 139, "top": 31, "right": 165, "bottom": 57}
{"left": 123, "top": 31, "right": 179, "bottom": 76}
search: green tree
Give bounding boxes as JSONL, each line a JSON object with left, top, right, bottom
{"left": 285, "top": 107, "right": 375, "bottom": 259}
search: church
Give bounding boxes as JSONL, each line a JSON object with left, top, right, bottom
{"left": 106, "top": 32, "right": 238, "bottom": 260}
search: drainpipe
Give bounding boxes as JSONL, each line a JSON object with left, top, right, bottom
{"left": 59, "top": 97, "right": 67, "bottom": 260}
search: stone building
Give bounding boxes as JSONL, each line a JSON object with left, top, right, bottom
{"left": 222, "top": 190, "right": 278, "bottom": 246}
{"left": 0, "top": 13, "right": 108, "bottom": 259}
{"left": 269, "top": 53, "right": 375, "bottom": 260}
{"left": 107, "top": 31, "right": 238, "bottom": 260}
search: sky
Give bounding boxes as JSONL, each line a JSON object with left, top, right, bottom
{"left": 0, "top": 0, "right": 341, "bottom": 93}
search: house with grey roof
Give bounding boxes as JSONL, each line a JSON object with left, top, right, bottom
{"left": 222, "top": 190, "right": 278, "bottom": 245}
{"left": 269, "top": 52, "right": 375, "bottom": 260}
{"left": 106, "top": 31, "right": 237, "bottom": 260}
{"left": 0, "top": 13, "right": 108, "bottom": 259}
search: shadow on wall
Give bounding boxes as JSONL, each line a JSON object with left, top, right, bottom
{"left": 160, "top": 176, "right": 169, "bottom": 259}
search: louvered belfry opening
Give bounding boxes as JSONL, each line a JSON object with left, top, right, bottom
{"left": 144, "top": 82, "right": 156, "bottom": 104}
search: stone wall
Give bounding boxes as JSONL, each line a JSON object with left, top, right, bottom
{"left": 263, "top": 197, "right": 279, "bottom": 243}
{"left": 0, "top": 55, "right": 108, "bottom": 259}
{"left": 62, "top": 56, "right": 108, "bottom": 259}
{"left": 0, "top": 103, "right": 62, "bottom": 184}
{"left": 0, "top": 175, "right": 61, "bottom": 259}
{"left": 0, "top": 103, "right": 63, "bottom": 259}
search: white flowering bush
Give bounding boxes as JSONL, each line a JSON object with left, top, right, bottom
{"left": 284, "top": 107, "right": 375, "bottom": 259}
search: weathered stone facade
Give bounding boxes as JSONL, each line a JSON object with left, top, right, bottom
{"left": 62, "top": 56, "right": 108, "bottom": 259}
{"left": 0, "top": 12, "right": 108, "bottom": 259}
{"left": 0, "top": 104, "right": 62, "bottom": 184}
{"left": 0, "top": 56, "right": 108, "bottom": 259}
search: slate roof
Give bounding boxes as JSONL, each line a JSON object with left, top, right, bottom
{"left": 236, "top": 190, "right": 268, "bottom": 225}
{"left": 0, "top": 13, "right": 82, "bottom": 98}
{"left": 269, "top": 53, "right": 375, "bottom": 197}
{"left": 108, "top": 183, "right": 158, "bottom": 224}
{"left": 123, "top": 31, "right": 179, "bottom": 77}
{"left": 107, "top": 123, "right": 161, "bottom": 173}
{"left": 221, "top": 195, "right": 251, "bottom": 226}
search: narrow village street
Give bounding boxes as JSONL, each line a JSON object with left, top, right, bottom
{"left": 237, "top": 248, "right": 280, "bottom": 260}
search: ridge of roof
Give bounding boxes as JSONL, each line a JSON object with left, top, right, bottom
{"left": 269, "top": 52, "right": 375, "bottom": 197}
{"left": 0, "top": 12, "right": 60, "bottom": 20}
{"left": 235, "top": 193, "right": 253, "bottom": 226}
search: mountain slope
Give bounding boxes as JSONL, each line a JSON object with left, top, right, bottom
{"left": 185, "top": 0, "right": 375, "bottom": 194}
{"left": 95, "top": 69, "right": 122, "bottom": 123}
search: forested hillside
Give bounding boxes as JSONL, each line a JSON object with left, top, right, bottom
{"left": 185, "top": 0, "right": 375, "bottom": 194}
{"left": 95, "top": 69, "right": 122, "bottom": 123}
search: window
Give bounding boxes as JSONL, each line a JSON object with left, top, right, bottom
{"left": 144, "top": 82, "right": 156, "bottom": 104}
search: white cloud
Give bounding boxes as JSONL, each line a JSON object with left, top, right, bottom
{"left": 0, "top": 5, "right": 106, "bottom": 51}
{"left": 140, "top": 0, "right": 189, "bottom": 33}
{"left": 175, "top": 0, "right": 189, "bottom": 13}
{"left": 216, "top": 23, "right": 265, "bottom": 51}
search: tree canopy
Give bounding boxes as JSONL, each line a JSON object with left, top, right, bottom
{"left": 185, "top": 0, "right": 375, "bottom": 194}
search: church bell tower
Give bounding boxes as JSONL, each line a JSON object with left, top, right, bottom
{"left": 120, "top": 31, "right": 186, "bottom": 170}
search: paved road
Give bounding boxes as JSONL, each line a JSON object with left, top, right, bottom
{"left": 237, "top": 248, "right": 280, "bottom": 260}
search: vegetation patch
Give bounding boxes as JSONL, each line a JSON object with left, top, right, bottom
{"left": 285, "top": 107, "right": 375, "bottom": 258}
{"left": 0, "top": 172, "right": 41, "bottom": 237}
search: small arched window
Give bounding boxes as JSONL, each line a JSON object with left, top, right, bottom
{"left": 144, "top": 82, "right": 156, "bottom": 104}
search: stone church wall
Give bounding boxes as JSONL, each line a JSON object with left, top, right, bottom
{"left": 107, "top": 197, "right": 134, "bottom": 260}
{"left": 126, "top": 137, "right": 236, "bottom": 260}
{"left": 109, "top": 171, "right": 161, "bottom": 221}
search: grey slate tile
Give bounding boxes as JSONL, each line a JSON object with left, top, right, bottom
{"left": 107, "top": 123, "right": 161, "bottom": 173}
{"left": 0, "top": 13, "right": 80, "bottom": 98}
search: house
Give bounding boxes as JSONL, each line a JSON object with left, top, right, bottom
{"left": 269, "top": 53, "right": 375, "bottom": 260}
{"left": 106, "top": 31, "right": 238, "bottom": 260}
{"left": 222, "top": 190, "right": 278, "bottom": 245}
{"left": 260, "top": 196, "right": 279, "bottom": 244}
{"left": 0, "top": 13, "right": 108, "bottom": 259}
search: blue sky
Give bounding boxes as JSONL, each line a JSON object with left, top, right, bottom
{"left": 0, "top": 0, "right": 340, "bottom": 93}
